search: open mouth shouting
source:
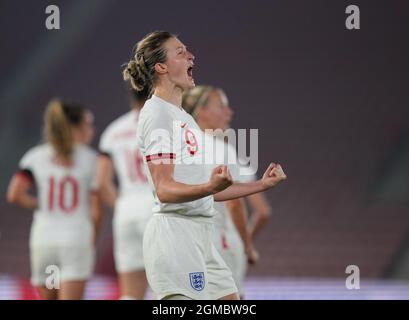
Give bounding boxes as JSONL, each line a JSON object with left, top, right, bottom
{"left": 187, "top": 64, "right": 194, "bottom": 84}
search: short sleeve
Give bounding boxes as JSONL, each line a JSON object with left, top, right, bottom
{"left": 138, "top": 109, "right": 175, "bottom": 163}
{"left": 98, "top": 128, "right": 113, "bottom": 157}
{"left": 19, "top": 148, "right": 36, "bottom": 171}
{"left": 17, "top": 148, "right": 37, "bottom": 183}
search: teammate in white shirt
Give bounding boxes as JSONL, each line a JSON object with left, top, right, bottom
{"left": 123, "top": 31, "right": 287, "bottom": 300}
{"left": 97, "top": 87, "right": 152, "bottom": 300}
{"left": 6, "top": 99, "right": 102, "bottom": 300}
{"left": 182, "top": 85, "right": 260, "bottom": 297}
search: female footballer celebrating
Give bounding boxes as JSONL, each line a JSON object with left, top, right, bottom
{"left": 7, "top": 99, "right": 101, "bottom": 300}
{"left": 123, "top": 31, "right": 286, "bottom": 300}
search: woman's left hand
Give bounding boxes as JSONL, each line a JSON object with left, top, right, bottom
{"left": 261, "top": 162, "right": 287, "bottom": 189}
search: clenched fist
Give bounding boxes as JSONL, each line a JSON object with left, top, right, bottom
{"left": 208, "top": 165, "right": 233, "bottom": 194}
{"left": 261, "top": 162, "right": 287, "bottom": 189}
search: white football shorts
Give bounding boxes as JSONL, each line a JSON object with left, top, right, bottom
{"left": 143, "top": 214, "right": 238, "bottom": 300}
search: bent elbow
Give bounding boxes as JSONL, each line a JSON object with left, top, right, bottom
{"left": 156, "top": 187, "right": 169, "bottom": 203}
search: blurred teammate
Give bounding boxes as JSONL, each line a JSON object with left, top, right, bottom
{"left": 6, "top": 99, "right": 101, "bottom": 300}
{"left": 123, "top": 31, "right": 287, "bottom": 300}
{"left": 244, "top": 179, "right": 272, "bottom": 240}
{"left": 183, "top": 85, "right": 261, "bottom": 297}
{"left": 96, "top": 87, "right": 152, "bottom": 300}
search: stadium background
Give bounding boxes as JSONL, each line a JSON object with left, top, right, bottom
{"left": 1, "top": 0, "right": 408, "bottom": 299}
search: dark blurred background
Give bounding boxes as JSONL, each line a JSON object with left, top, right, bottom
{"left": 1, "top": 0, "right": 409, "bottom": 283}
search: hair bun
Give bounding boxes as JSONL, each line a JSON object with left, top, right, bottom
{"left": 123, "top": 59, "right": 146, "bottom": 91}
{"left": 123, "top": 31, "right": 174, "bottom": 93}
{"left": 127, "top": 60, "right": 138, "bottom": 77}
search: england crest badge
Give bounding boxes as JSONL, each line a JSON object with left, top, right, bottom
{"left": 189, "top": 272, "right": 205, "bottom": 291}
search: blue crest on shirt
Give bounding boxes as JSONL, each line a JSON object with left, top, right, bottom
{"left": 189, "top": 272, "right": 205, "bottom": 291}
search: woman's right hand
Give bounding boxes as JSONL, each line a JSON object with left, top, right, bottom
{"left": 208, "top": 165, "right": 233, "bottom": 194}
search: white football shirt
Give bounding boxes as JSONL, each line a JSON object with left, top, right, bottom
{"left": 19, "top": 143, "right": 98, "bottom": 218}
{"left": 99, "top": 109, "right": 151, "bottom": 199}
{"left": 137, "top": 95, "right": 216, "bottom": 218}
{"left": 18, "top": 143, "right": 98, "bottom": 245}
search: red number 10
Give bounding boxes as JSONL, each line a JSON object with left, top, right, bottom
{"left": 48, "top": 176, "right": 79, "bottom": 213}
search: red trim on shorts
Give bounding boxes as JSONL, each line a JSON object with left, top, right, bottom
{"left": 146, "top": 153, "right": 176, "bottom": 162}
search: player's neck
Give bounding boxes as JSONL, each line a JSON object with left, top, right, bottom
{"left": 132, "top": 101, "right": 144, "bottom": 111}
{"left": 73, "top": 131, "right": 85, "bottom": 145}
{"left": 53, "top": 154, "right": 74, "bottom": 168}
{"left": 154, "top": 85, "right": 183, "bottom": 109}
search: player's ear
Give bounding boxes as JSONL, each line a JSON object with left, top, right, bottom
{"left": 155, "top": 62, "right": 167, "bottom": 75}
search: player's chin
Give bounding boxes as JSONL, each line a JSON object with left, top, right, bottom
{"left": 186, "top": 74, "right": 195, "bottom": 86}
{"left": 187, "top": 78, "right": 195, "bottom": 88}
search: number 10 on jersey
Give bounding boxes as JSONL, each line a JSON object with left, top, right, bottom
{"left": 48, "top": 176, "right": 79, "bottom": 213}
